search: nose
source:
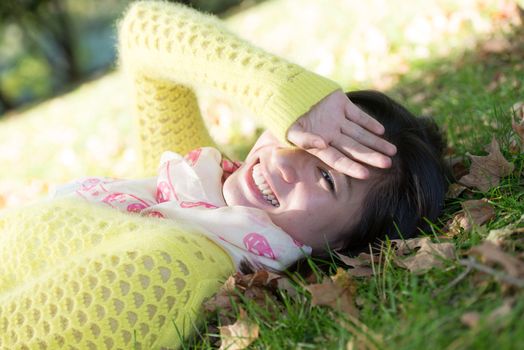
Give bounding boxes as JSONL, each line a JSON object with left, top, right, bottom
{"left": 271, "top": 148, "right": 299, "bottom": 184}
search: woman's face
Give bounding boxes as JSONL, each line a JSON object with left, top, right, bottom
{"left": 223, "top": 131, "right": 374, "bottom": 253}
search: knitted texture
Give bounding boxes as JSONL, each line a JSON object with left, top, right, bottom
{"left": 0, "top": 199, "right": 234, "bottom": 349}
{"left": 119, "top": 1, "right": 341, "bottom": 174}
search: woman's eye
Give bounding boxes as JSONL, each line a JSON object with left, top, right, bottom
{"left": 320, "top": 168, "right": 335, "bottom": 192}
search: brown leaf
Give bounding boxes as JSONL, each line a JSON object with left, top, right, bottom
{"left": 395, "top": 238, "right": 456, "bottom": 273}
{"left": 446, "top": 199, "right": 496, "bottom": 236}
{"left": 458, "top": 137, "right": 514, "bottom": 192}
{"left": 305, "top": 268, "right": 359, "bottom": 318}
{"left": 347, "top": 267, "right": 374, "bottom": 277}
{"left": 462, "top": 199, "right": 496, "bottom": 225}
{"left": 336, "top": 252, "right": 368, "bottom": 268}
{"left": 469, "top": 241, "right": 524, "bottom": 278}
{"left": 219, "top": 309, "right": 259, "bottom": 350}
{"left": 337, "top": 252, "right": 379, "bottom": 277}
{"left": 445, "top": 155, "right": 469, "bottom": 179}
{"left": 204, "top": 270, "right": 283, "bottom": 320}
{"left": 390, "top": 237, "right": 428, "bottom": 256}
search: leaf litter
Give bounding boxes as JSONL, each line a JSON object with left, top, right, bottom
{"left": 445, "top": 198, "right": 496, "bottom": 237}
{"left": 458, "top": 137, "right": 514, "bottom": 192}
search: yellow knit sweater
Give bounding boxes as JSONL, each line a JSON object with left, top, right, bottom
{"left": 0, "top": 1, "right": 341, "bottom": 349}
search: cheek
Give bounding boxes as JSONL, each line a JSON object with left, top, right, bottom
{"left": 222, "top": 170, "right": 241, "bottom": 205}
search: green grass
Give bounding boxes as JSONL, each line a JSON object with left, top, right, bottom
{"left": 191, "top": 6, "right": 524, "bottom": 350}
{"left": 1, "top": 0, "right": 523, "bottom": 348}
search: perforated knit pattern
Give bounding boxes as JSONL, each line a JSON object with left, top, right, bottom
{"left": 134, "top": 76, "right": 217, "bottom": 174}
{"left": 0, "top": 199, "right": 234, "bottom": 349}
{"left": 119, "top": 1, "right": 340, "bottom": 174}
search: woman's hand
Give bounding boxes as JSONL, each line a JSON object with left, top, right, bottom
{"left": 287, "top": 90, "right": 397, "bottom": 179}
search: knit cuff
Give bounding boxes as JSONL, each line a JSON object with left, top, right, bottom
{"left": 263, "top": 70, "right": 341, "bottom": 145}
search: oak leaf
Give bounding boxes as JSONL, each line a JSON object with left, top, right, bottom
{"left": 219, "top": 309, "right": 259, "bottom": 350}
{"left": 458, "top": 137, "right": 514, "bottom": 192}
{"left": 305, "top": 268, "right": 359, "bottom": 318}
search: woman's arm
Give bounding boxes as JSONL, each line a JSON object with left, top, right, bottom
{"left": 118, "top": 1, "right": 340, "bottom": 174}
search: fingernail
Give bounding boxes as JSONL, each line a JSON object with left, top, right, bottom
{"left": 390, "top": 144, "right": 397, "bottom": 155}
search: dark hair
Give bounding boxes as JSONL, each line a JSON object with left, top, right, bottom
{"left": 333, "top": 90, "right": 450, "bottom": 255}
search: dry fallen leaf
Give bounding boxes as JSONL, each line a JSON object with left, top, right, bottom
{"left": 336, "top": 252, "right": 377, "bottom": 277}
{"left": 204, "top": 270, "right": 283, "bottom": 325}
{"left": 305, "top": 268, "right": 359, "bottom": 318}
{"left": 469, "top": 241, "right": 524, "bottom": 278}
{"left": 347, "top": 267, "right": 374, "bottom": 278}
{"left": 390, "top": 237, "right": 428, "bottom": 256}
{"left": 219, "top": 309, "right": 259, "bottom": 350}
{"left": 395, "top": 238, "right": 456, "bottom": 273}
{"left": 445, "top": 155, "right": 469, "bottom": 179}
{"left": 446, "top": 199, "right": 496, "bottom": 236}
{"left": 458, "top": 137, "right": 514, "bottom": 192}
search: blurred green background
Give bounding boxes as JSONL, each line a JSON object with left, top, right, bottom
{"left": 0, "top": 0, "right": 260, "bottom": 114}
{"left": 0, "top": 0, "right": 522, "bottom": 208}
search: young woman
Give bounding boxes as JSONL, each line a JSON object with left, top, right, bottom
{"left": 0, "top": 2, "right": 447, "bottom": 348}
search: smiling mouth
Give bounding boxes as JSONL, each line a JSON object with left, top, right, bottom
{"left": 251, "top": 162, "right": 280, "bottom": 207}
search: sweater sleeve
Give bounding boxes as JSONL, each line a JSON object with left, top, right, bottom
{"left": 119, "top": 1, "right": 341, "bottom": 174}
{"left": 0, "top": 199, "right": 234, "bottom": 349}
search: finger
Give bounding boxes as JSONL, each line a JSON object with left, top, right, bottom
{"left": 341, "top": 120, "right": 397, "bottom": 157}
{"left": 287, "top": 124, "right": 327, "bottom": 149}
{"left": 331, "top": 136, "right": 392, "bottom": 169}
{"left": 345, "top": 101, "right": 386, "bottom": 136}
{"left": 308, "top": 147, "right": 370, "bottom": 179}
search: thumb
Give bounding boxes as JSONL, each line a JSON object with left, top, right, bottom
{"left": 287, "top": 124, "right": 327, "bottom": 149}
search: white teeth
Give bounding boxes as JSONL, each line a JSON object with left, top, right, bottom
{"left": 252, "top": 163, "right": 280, "bottom": 207}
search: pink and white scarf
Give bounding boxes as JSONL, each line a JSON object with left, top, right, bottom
{"left": 54, "top": 147, "right": 312, "bottom": 271}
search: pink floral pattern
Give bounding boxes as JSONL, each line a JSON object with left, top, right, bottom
{"left": 179, "top": 201, "right": 218, "bottom": 209}
{"left": 243, "top": 232, "right": 276, "bottom": 260}
{"left": 102, "top": 192, "right": 150, "bottom": 212}
{"left": 56, "top": 147, "right": 312, "bottom": 271}
{"left": 184, "top": 148, "right": 202, "bottom": 166}
{"left": 156, "top": 181, "right": 173, "bottom": 203}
